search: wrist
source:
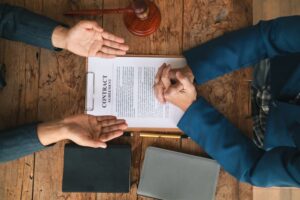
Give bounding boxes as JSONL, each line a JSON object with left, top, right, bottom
{"left": 182, "top": 102, "right": 192, "bottom": 112}
{"left": 182, "top": 96, "right": 197, "bottom": 112}
{"left": 37, "top": 120, "right": 68, "bottom": 146}
{"left": 52, "top": 25, "right": 69, "bottom": 49}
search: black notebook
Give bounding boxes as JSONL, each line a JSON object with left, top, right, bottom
{"left": 62, "top": 143, "right": 131, "bottom": 193}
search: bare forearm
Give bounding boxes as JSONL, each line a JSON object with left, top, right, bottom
{"left": 37, "top": 120, "right": 67, "bottom": 146}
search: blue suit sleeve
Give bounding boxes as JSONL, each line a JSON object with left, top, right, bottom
{"left": 0, "top": 123, "right": 45, "bottom": 163}
{"left": 178, "top": 98, "right": 300, "bottom": 187}
{"left": 184, "top": 16, "right": 300, "bottom": 84}
{"left": 0, "top": 4, "right": 63, "bottom": 50}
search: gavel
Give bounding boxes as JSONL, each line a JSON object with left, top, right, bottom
{"left": 65, "top": 0, "right": 161, "bottom": 37}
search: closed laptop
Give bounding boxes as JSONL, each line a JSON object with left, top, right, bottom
{"left": 137, "top": 147, "right": 220, "bottom": 200}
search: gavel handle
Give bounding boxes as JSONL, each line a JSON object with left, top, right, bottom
{"left": 64, "top": 8, "right": 134, "bottom": 16}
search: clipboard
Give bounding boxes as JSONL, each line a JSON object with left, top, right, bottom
{"left": 85, "top": 55, "right": 185, "bottom": 133}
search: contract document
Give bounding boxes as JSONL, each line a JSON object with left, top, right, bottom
{"left": 86, "top": 56, "right": 187, "bottom": 129}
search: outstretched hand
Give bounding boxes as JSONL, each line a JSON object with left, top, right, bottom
{"left": 37, "top": 114, "right": 128, "bottom": 148}
{"left": 52, "top": 21, "right": 129, "bottom": 58}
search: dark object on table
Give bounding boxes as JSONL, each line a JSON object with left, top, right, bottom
{"left": 62, "top": 143, "right": 131, "bottom": 193}
{"left": 0, "top": 64, "right": 6, "bottom": 89}
{"left": 64, "top": 0, "right": 161, "bottom": 37}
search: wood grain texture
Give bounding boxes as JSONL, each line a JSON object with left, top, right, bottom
{"left": 252, "top": 0, "right": 300, "bottom": 200}
{"left": 0, "top": 0, "right": 36, "bottom": 199}
{"left": 253, "top": 187, "right": 300, "bottom": 200}
{"left": 0, "top": 0, "right": 258, "bottom": 200}
{"left": 183, "top": 0, "right": 252, "bottom": 50}
{"left": 33, "top": 0, "right": 101, "bottom": 200}
{"left": 253, "top": 0, "right": 300, "bottom": 24}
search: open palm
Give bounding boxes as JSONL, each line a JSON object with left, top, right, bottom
{"left": 63, "top": 114, "right": 127, "bottom": 148}
{"left": 64, "top": 21, "right": 129, "bottom": 58}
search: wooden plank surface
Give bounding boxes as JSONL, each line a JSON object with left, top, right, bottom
{"left": 0, "top": 0, "right": 36, "bottom": 199}
{"left": 253, "top": 187, "right": 300, "bottom": 200}
{"left": 253, "top": 0, "right": 300, "bottom": 23}
{"left": 33, "top": 1, "right": 102, "bottom": 199}
{"left": 253, "top": 0, "right": 300, "bottom": 200}
{"left": 0, "top": 0, "right": 255, "bottom": 200}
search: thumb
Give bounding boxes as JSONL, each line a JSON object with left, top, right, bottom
{"left": 176, "top": 71, "right": 193, "bottom": 88}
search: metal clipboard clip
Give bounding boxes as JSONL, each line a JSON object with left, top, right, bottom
{"left": 85, "top": 72, "right": 95, "bottom": 112}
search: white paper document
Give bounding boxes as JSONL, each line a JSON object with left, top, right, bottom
{"left": 86, "top": 56, "right": 187, "bottom": 128}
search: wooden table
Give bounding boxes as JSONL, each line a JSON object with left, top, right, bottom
{"left": 0, "top": 0, "right": 253, "bottom": 199}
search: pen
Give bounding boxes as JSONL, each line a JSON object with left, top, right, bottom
{"left": 123, "top": 132, "right": 190, "bottom": 139}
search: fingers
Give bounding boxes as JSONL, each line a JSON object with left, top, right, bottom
{"left": 176, "top": 71, "right": 194, "bottom": 88}
{"left": 153, "top": 63, "right": 167, "bottom": 103}
{"left": 161, "top": 64, "right": 171, "bottom": 89}
{"left": 103, "top": 40, "right": 129, "bottom": 51}
{"left": 95, "top": 116, "right": 127, "bottom": 130}
{"left": 100, "top": 118, "right": 126, "bottom": 127}
{"left": 96, "top": 52, "right": 116, "bottom": 58}
{"left": 101, "top": 46, "right": 127, "bottom": 56}
{"left": 101, "top": 122, "right": 127, "bottom": 133}
{"left": 102, "top": 31, "right": 125, "bottom": 43}
{"left": 95, "top": 116, "right": 127, "bottom": 142}
{"left": 168, "top": 65, "right": 194, "bottom": 82}
{"left": 98, "top": 117, "right": 127, "bottom": 142}
{"left": 164, "top": 81, "right": 182, "bottom": 96}
{"left": 99, "top": 130, "right": 124, "bottom": 142}
{"left": 96, "top": 115, "right": 116, "bottom": 122}
{"left": 84, "top": 25, "right": 128, "bottom": 58}
{"left": 182, "top": 65, "right": 195, "bottom": 82}
{"left": 100, "top": 32, "right": 129, "bottom": 57}
{"left": 89, "top": 40, "right": 128, "bottom": 57}
{"left": 90, "top": 41, "right": 122, "bottom": 58}
{"left": 169, "top": 69, "right": 178, "bottom": 80}
{"left": 154, "top": 82, "right": 165, "bottom": 103}
{"left": 83, "top": 139, "right": 107, "bottom": 148}
{"left": 73, "top": 134, "right": 108, "bottom": 148}
{"left": 66, "top": 115, "right": 126, "bottom": 149}
{"left": 81, "top": 129, "right": 123, "bottom": 148}
{"left": 155, "top": 63, "right": 166, "bottom": 84}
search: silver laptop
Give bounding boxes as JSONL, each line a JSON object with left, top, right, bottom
{"left": 137, "top": 147, "right": 220, "bottom": 200}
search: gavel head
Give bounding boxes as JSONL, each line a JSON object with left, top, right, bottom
{"left": 124, "top": 0, "right": 161, "bottom": 36}
{"left": 132, "top": 0, "right": 149, "bottom": 20}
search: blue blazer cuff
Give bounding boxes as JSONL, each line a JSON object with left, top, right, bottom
{"left": 0, "top": 122, "right": 45, "bottom": 162}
